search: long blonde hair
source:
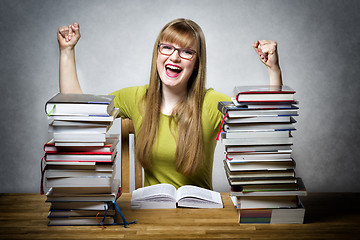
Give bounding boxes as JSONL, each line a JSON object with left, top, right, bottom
{"left": 136, "top": 18, "right": 207, "bottom": 176}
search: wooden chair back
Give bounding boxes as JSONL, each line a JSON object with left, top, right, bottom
{"left": 121, "top": 118, "right": 142, "bottom": 193}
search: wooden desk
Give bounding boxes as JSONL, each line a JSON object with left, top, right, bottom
{"left": 1, "top": 193, "right": 360, "bottom": 239}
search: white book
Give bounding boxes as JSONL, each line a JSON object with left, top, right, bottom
{"left": 46, "top": 170, "right": 113, "bottom": 178}
{"left": 45, "top": 150, "right": 117, "bottom": 162}
{"left": 48, "top": 217, "right": 114, "bottom": 226}
{"left": 49, "top": 125, "right": 109, "bottom": 134}
{"left": 231, "top": 195, "right": 298, "bottom": 209}
{"left": 230, "top": 178, "right": 307, "bottom": 197}
{"left": 54, "top": 142, "right": 105, "bottom": 147}
{"left": 226, "top": 110, "right": 298, "bottom": 118}
{"left": 48, "top": 108, "right": 119, "bottom": 122}
{"left": 226, "top": 145, "right": 292, "bottom": 153}
{"left": 223, "top": 101, "right": 298, "bottom": 117}
{"left": 45, "top": 93, "right": 115, "bottom": 116}
{"left": 269, "top": 203, "right": 305, "bottom": 224}
{"left": 53, "top": 133, "right": 106, "bottom": 142}
{"left": 224, "top": 115, "right": 291, "bottom": 124}
{"left": 51, "top": 120, "right": 111, "bottom": 127}
{"left": 49, "top": 134, "right": 119, "bottom": 147}
{"left": 45, "top": 161, "right": 97, "bottom": 166}
{"left": 226, "top": 152, "right": 292, "bottom": 160}
{"left": 50, "top": 201, "right": 110, "bottom": 211}
{"left": 45, "top": 164, "right": 114, "bottom": 171}
{"left": 46, "top": 179, "right": 120, "bottom": 202}
{"left": 220, "top": 133, "right": 293, "bottom": 146}
{"left": 50, "top": 186, "right": 113, "bottom": 195}
{"left": 46, "top": 176, "right": 113, "bottom": 188}
{"left": 224, "top": 159, "right": 295, "bottom": 171}
{"left": 231, "top": 98, "right": 297, "bottom": 109}
{"left": 237, "top": 202, "right": 305, "bottom": 224}
{"left": 224, "top": 122, "right": 296, "bottom": 131}
{"left": 131, "top": 184, "right": 223, "bottom": 209}
{"left": 235, "top": 93, "right": 294, "bottom": 102}
{"left": 228, "top": 158, "right": 293, "bottom": 163}
{"left": 225, "top": 170, "right": 295, "bottom": 179}
{"left": 228, "top": 178, "right": 297, "bottom": 186}
{"left": 225, "top": 130, "right": 291, "bottom": 139}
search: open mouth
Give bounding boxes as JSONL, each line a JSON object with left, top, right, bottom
{"left": 165, "top": 64, "right": 182, "bottom": 78}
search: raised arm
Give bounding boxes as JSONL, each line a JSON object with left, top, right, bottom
{"left": 253, "top": 40, "right": 283, "bottom": 86}
{"left": 57, "top": 22, "right": 82, "bottom": 93}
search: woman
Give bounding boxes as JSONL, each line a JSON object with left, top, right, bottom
{"left": 57, "top": 18, "right": 282, "bottom": 190}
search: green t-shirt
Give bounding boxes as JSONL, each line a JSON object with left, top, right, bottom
{"left": 110, "top": 85, "right": 230, "bottom": 190}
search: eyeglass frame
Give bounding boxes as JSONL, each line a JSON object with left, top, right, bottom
{"left": 158, "top": 43, "right": 197, "bottom": 60}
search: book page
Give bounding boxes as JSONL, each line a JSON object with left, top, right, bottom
{"left": 131, "top": 183, "right": 176, "bottom": 201}
{"left": 176, "top": 185, "right": 219, "bottom": 202}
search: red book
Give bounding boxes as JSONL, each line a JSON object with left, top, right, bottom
{"left": 45, "top": 149, "right": 117, "bottom": 163}
{"left": 233, "top": 85, "right": 296, "bottom": 103}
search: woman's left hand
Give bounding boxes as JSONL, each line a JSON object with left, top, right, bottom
{"left": 253, "top": 40, "right": 280, "bottom": 70}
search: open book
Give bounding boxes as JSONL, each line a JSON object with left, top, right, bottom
{"left": 130, "top": 184, "right": 223, "bottom": 209}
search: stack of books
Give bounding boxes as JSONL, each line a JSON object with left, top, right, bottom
{"left": 218, "top": 85, "right": 307, "bottom": 224}
{"left": 42, "top": 93, "right": 123, "bottom": 226}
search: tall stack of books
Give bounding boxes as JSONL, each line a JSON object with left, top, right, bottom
{"left": 218, "top": 85, "right": 307, "bottom": 224}
{"left": 42, "top": 93, "right": 123, "bottom": 226}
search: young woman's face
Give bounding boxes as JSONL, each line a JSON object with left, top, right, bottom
{"left": 157, "top": 41, "right": 198, "bottom": 92}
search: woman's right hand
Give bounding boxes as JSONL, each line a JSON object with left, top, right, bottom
{"left": 58, "top": 22, "right": 82, "bottom": 93}
{"left": 57, "top": 22, "right": 81, "bottom": 50}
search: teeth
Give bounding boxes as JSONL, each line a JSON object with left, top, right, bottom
{"left": 167, "top": 65, "right": 182, "bottom": 71}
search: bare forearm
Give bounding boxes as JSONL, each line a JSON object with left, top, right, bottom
{"left": 59, "top": 49, "right": 82, "bottom": 93}
{"left": 57, "top": 23, "right": 82, "bottom": 94}
{"left": 253, "top": 40, "right": 283, "bottom": 87}
{"left": 268, "top": 66, "right": 283, "bottom": 86}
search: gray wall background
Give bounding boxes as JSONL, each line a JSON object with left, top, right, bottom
{"left": 1, "top": 0, "right": 359, "bottom": 193}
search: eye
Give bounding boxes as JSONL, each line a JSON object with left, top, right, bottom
{"left": 162, "top": 44, "right": 173, "bottom": 50}
{"left": 183, "top": 49, "right": 194, "bottom": 55}
{"left": 180, "top": 48, "right": 195, "bottom": 59}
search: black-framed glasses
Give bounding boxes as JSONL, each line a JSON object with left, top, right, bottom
{"left": 158, "top": 43, "right": 197, "bottom": 60}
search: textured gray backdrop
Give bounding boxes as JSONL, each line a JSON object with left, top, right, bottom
{"left": 1, "top": 0, "right": 359, "bottom": 193}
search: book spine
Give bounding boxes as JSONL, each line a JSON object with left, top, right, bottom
{"left": 217, "top": 101, "right": 227, "bottom": 115}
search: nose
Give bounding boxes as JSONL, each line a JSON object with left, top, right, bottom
{"left": 169, "top": 49, "right": 181, "bottom": 62}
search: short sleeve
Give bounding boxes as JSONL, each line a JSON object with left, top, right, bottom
{"left": 202, "top": 88, "right": 231, "bottom": 133}
{"left": 109, "top": 85, "right": 148, "bottom": 119}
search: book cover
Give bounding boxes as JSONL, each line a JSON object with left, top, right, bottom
{"left": 45, "top": 150, "right": 117, "bottom": 162}
{"left": 233, "top": 85, "right": 296, "bottom": 103}
{"left": 47, "top": 216, "right": 115, "bottom": 226}
{"left": 46, "top": 179, "right": 121, "bottom": 202}
{"left": 224, "top": 115, "right": 294, "bottom": 124}
{"left": 46, "top": 176, "right": 114, "bottom": 188}
{"left": 44, "top": 137, "right": 119, "bottom": 153}
{"left": 225, "top": 145, "right": 293, "bottom": 153}
{"left": 231, "top": 195, "right": 298, "bottom": 209}
{"left": 48, "top": 108, "right": 119, "bottom": 122}
{"left": 230, "top": 178, "right": 307, "bottom": 197}
{"left": 236, "top": 200, "right": 305, "bottom": 224}
{"left": 220, "top": 132, "right": 294, "bottom": 145}
{"left": 223, "top": 122, "right": 296, "bottom": 132}
{"left": 224, "top": 159, "right": 296, "bottom": 172}
{"left": 45, "top": 93, "right": 115, "bottom": 116}
{"left": 218, "top": 101, "right": 299, "bottom": 118}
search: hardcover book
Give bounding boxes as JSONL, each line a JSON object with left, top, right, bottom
{"left": 233, "top": 85, "right": 296, "bottom": 103}
{"left": 218, "top": 101, "right": 298, "bottom": 118}
{"left": 45, "top": 93, "right": 115, "bottom": 116}
{"left": 235, "top": 200, "right": 305, "bottom": 224}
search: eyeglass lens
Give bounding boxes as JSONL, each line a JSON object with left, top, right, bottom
{"left": 159, "top": 44, "right": 195, "bottom": 60}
